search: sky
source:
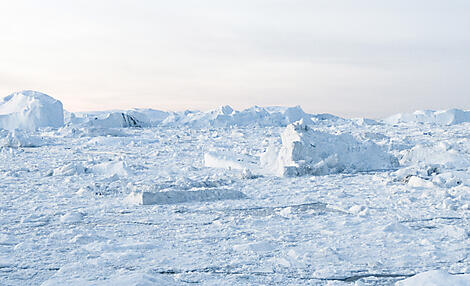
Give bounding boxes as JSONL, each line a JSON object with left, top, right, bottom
{"left": 0, "top": 0, "right": 469, "bottom": 118}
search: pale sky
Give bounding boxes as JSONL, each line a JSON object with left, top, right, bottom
{"left": 0, "top": 0, "right": 469, "bottom": 118}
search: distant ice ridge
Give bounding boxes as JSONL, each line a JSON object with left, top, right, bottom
{"left": 64, "top": 105, "right": 346, "bottom": 129}
{"left": 160, "top": 105, "right": 318, "bottom": 128}
{"left": 262, "top": 120, "right": 398, "bottom": 177}
{"left": 0, "top": 90, "right": 64, "bottom": 130}
{"left": 384, "top": 109, "right": 470, "bottom": 125}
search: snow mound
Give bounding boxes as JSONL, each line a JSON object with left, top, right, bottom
{"left": 0, "top": 90, "right": 64, "bottom": 130}
{"left": 127, "top": 189, "right": 247, "bottom": 205}
{"left": 162, "top": 105, "right": 316, "bottom": 128}
{"left": 262, "top": 120, "right": 398, "bottom": 177}
{"left": 0, "top": 130, "right": 44, "bottom": 148}
{"left": 385, "top": 109, "right": 470, "bottom": 125}
{"left": 396, "top": 270, "right": 470, "bottom": 286}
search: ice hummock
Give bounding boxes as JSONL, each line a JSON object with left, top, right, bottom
{"left": 261, "top": 119, "right": 398, "bottom": 176}
{"left": 0, "top": 90, "right": 64, "bottom": 130}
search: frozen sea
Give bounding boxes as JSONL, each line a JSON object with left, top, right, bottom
{"left": 1, "top": 117, "right": 470, "bottom": 285}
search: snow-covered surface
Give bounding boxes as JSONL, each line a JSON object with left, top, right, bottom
{"left": 0, "top": 90, "right": 64, "bottom": 130}
{"left": 1, "top": 100, "right": 470, "bottom": 285}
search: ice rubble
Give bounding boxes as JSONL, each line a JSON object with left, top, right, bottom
{"left": 396, "top": 270, "right": 470, "bottom": 286}
{"left": 0, "top": 90, "right": 64, "bottom": 130}
{"left": 384, "top": 108, "right": 470, "bottom": 125}
{"left": 261, "top": 120, "right": 398, "bottom": 176}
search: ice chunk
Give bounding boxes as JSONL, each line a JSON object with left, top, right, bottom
{"left": 262, "top": 120, "right": 398, "bottom": 177}
{"left": 128, "top": 189, "right": 247, "bottom": 205}
{"left": 91, "top": 161, "right": 133, "bottom": 177}
{"left": 0, "top": 90, "right": 64, "bottom": 130}
{"left": 0, "top": 130, "right": 45, "bottom": 148}
{"left": 400, "top": 142, "right": 470, "bottom": 170}
{"left": 82, "top": 112, "right": 144, "bottom": 128}
{"left": 60, "top": 212, "right": 83, "bottom": 224}
{"left": 53, "top": 162, "right": 87, "bottom": 176}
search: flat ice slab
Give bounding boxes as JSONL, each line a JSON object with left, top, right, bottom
{"left": 128, "top": 189, "right": 247, "bottom": 205}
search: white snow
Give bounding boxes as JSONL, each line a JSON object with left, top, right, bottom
{"left": 0, "top": 90, "right": 64, "bottom": 130}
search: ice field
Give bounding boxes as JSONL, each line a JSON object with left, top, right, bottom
{"left": 1, "top": 91, "right": 470, "bottom": 285}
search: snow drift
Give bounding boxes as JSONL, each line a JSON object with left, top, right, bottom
{"left": 0, "top": 90, "right": 64, "bottom": 130}
{"left": 384, "top": 109, "right": 470, "bottom": 125}
{"left": 262, "top": 120, "right": 398, "bottom": 177}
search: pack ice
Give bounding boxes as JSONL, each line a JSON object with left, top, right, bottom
{"left": 2, "top": 90, "right": 470, "bottom": 286}
{"left": 0, "top": 90, "right": 64, "bottom": 130}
